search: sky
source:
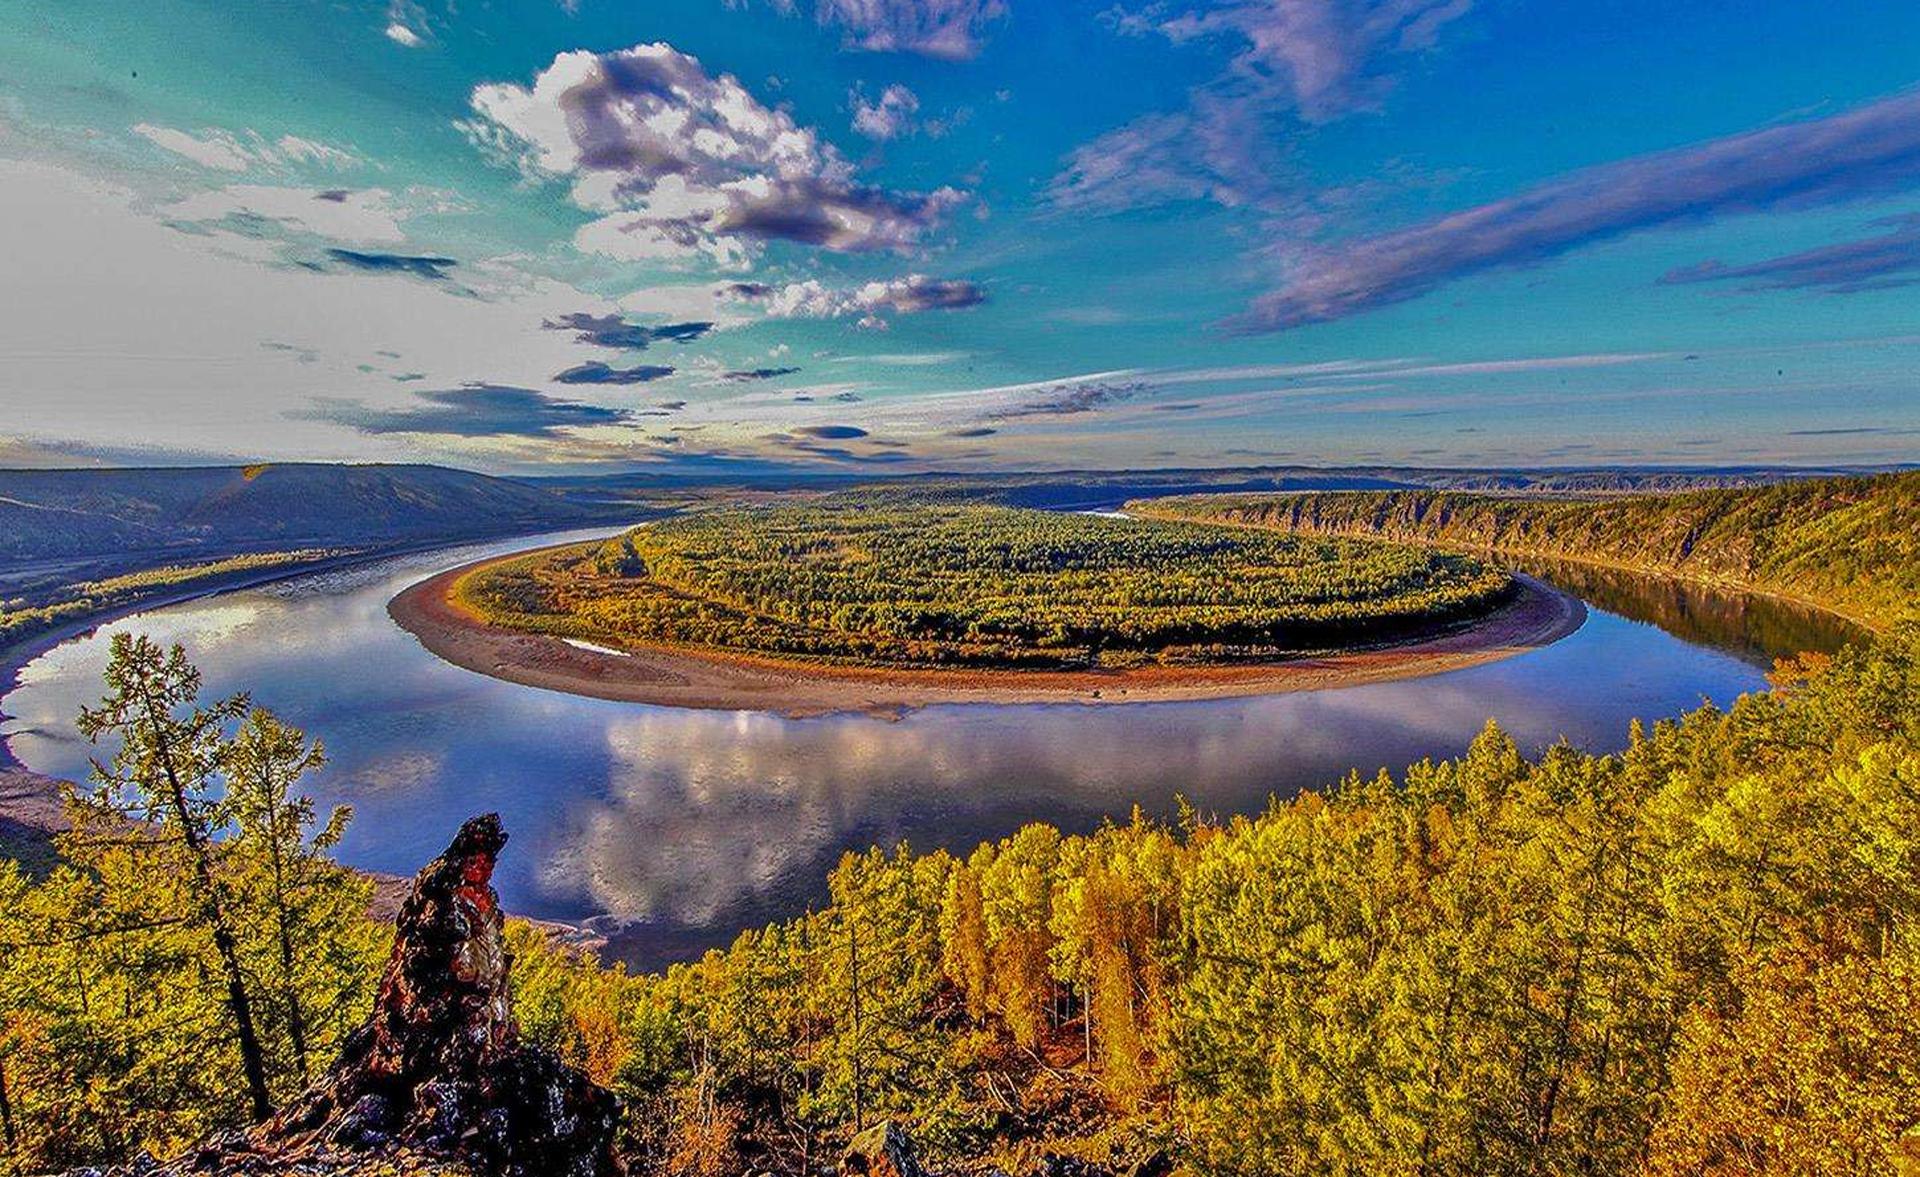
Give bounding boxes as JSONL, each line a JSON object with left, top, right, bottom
{"left": 1, "top": 0, "right": 1918, "bottom": 475}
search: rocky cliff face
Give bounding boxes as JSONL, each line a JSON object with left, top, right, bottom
{"left": 130, "top": 814, "right": 622, "bottom": 1177}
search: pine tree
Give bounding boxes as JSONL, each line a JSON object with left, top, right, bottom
{"left": 72, "top": 633, "right": 273, "bottom": 1122}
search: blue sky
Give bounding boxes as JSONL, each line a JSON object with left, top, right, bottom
{"left": 1, "top": 0, "right": 1917, "bottom": 473}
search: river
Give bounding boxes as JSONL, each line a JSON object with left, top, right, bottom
{"left": 0, "top": 527, "right": 1865, "bottom": 969}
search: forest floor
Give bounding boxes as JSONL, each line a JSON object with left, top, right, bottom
{"left": 391, "top": 549, "right": 1587, "bottom": 717}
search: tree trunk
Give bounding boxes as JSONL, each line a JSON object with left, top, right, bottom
{"left": 141, "top": 684, "right": 273, "bottom": 1122}
{"left": 0, "top": 1056, "right": 17, "bottom": 1153}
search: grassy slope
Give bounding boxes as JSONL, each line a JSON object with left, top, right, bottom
{"left": 1131, "top": 471, "right": 1920, "bottom": 630}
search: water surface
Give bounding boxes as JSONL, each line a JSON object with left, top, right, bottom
{"left": 1, "top": 530, "right": 1860, "bottom": 968}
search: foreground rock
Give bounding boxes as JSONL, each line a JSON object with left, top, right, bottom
{"left": 125, "top": 814, "right": 622, "bottom": 1177}
{"left": 841, "top": 1122, "right": 931, "bottom": 1177}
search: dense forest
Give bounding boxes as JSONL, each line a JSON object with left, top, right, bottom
{"left": 457, "top": 500, "right": 1511, "bottom": 670}
{"left": 3, "top": 616, "right": 1917, "bottom": 1174}
{"left": 1130, "top": 471, "right": 1920, "bottom": 630}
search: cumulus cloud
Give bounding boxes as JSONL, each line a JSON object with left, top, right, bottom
{"left": 553, "top": 361, "right": 677, "bottom": 384}
{"left": 300, "top": 384, "right": 632, "bottom": 437}
{"left": 385, "top": 22, "right": 422, "bottom": 46}
{"left": 1055, "top": 1, "right": 1473, "bottom": 212}
{"left": 1232, "top": 89, "right": 1920, "bottom": 331}
{"left": 466, "top": 44, "right": 968, "bottom": 266}
{"left": 851, "top": 83, "right": 920, "bottom": 140}
{"left": 543, "top": 312, "right": 713, "bottom": 349}
{"left": 726, "top": 273, "right": 985, "bottom": 326}
{"left": 1660, "top": 214, "right": 1920, "bottom": 295}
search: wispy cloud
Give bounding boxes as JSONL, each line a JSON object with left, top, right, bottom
{"left": 164, "top": 186, "right": 408, "bottom": 244}
{"left": 319, "top": 248, "right": 458, "bottom": 281}
{"left": 1056, "top": 1, "right": 1474, "bottom": 212}
{"left": 722, "top": 366, "right": 803, "bottom": 381}
{"left": 737, "top": 0, "right": 1007, "bottom": 59}
{"left": 553, "top": 362, "right": 676, "bottom": 384}
{"left": 1231, "top": 89, "right": 1920, "bottom": 331}
{"left": 299, "top": 385, "right": 632, "bottom": 437}
{"left": 1146, "top": 0, "right": 1474, "bottom": 122}
{"left": 1661, "top": 214, "right": 1920, "bottom": 295}
{"left": 132, "top": 124, "right": 359, "bottom": 173}
{"left": 543, "top": 313, "right": 713, "bottom": 349}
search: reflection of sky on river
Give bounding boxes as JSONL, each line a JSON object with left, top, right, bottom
{"left": 5, "top": 533, "right": 1773, "bottom": 969}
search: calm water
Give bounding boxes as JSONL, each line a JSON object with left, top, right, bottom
{"left": 0, "top": 529, "right": 1863, "bottom": 968}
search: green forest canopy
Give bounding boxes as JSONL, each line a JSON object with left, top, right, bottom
{"left": 1130, "top": 470, "right": 1920, "bottom": 631}
{"left": 4, "top": 623, "right": 1918, "bottom": 1174}
{"left": 456, "top": 500, "right": 1512, "bottom": 670}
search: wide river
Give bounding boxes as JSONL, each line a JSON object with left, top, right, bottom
{"left": 1, "top": 527, "right": 1865, "bottom": 968}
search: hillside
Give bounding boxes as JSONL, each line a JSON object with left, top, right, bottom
{"left": 0, "top": 463, "right": 617, "bottom": 566}
{"left": 1131, "top": 471, "right": 1920, "bottom": 630}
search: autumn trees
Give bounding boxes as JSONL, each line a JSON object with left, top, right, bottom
{"left": 553, "top": 626, "right": 1920, "bottom": 1174}
{"left": 1133, "top": 470, "right": 1920, "bottom": 632}
{"left": 7, "top": 622, "right": 1920, "bottom": 1173}
{"left": 0, "top": 634, "right": 383, "bottom": 1172}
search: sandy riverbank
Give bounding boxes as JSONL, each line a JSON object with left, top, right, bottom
{"left": 389, "top": 547, "right": 1586, "bottom": 716}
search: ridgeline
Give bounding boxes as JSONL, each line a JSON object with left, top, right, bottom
{"left": 1130, "top": 471, "right": 1920, "bottom": 630}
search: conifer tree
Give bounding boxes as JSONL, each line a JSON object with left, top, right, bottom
{"left": 72, "top": 633, "right": 272, "bottom": 1121}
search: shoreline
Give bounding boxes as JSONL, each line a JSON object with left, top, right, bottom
{"left": 0, "top": 523, "right": 630, "bottom": 954}
{"left": 389, "top": 546, "right": 1588, "bottom": 716}
{"left": 0, "top": 524, "right": 640, "bottom": 771}
{"left": 1125, "top": 505, "right": 1883, "bottom": 635}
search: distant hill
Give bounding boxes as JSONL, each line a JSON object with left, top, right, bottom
{"left": 0, "top": 463, "right": 621, "bottom": 566}
{"left": 1133, "top": 471, "right": 1920, "bottom": 630}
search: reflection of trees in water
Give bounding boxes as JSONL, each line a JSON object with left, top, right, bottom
{"left": 1513, "top": 558, "right": 1869, "bottom": 666}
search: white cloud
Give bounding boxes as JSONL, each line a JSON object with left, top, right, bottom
{"left": 274, "top": 136, "right": 358, "bottom": 168}
{"left": 0, "top": 159, "right": 639, "bottom": 466}
{"left": 742, "top": 0, "right": 1009, "bottom": 60}
{"left": 728, "top": 273, "right": 985, "bottom": 326}
{"left": 615, "top": 282, "right": 755, "bottom": 327}
{"left": 385, "top": 22, "right": 423, "bottom": 46}
{"left": 132, "top": 124, "right": 253, "bottom": 172}
{"left": 131, "top": 124, "right": 361, "bottom": 173}
{"left": 851, "top": 83, "right": 920, "bottom": 141}
{"left": 164, "top": 186, "right": 408, "bottom": 244}
{"left": 466, "top": 43, "right": 967, "bottom": 263}
{"left": 1058, "top": 1, "right": 1476, "bottom": 213}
